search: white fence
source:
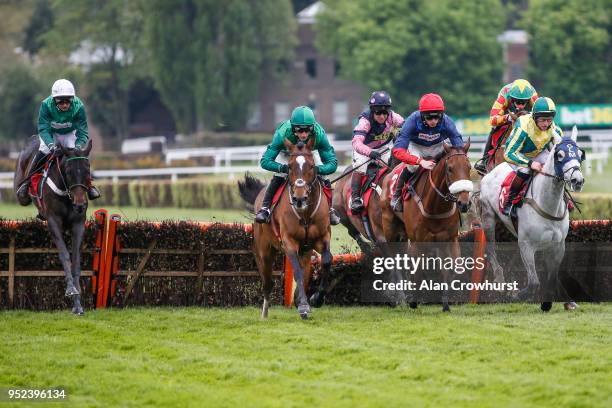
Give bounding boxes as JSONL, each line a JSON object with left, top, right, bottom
{"left": 1, "top": 130, "right": 610, "bottom": 188}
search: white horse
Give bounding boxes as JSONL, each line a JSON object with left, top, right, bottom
{"left": 477, "top": 126, "right": 585, "bottom": 311}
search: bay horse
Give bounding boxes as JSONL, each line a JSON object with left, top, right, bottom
{"left": 238, "top": 138, "right": 332, "bottom": 319}
{"left": 381, "top": 141, "right": 473, "bottom": 311}
{"left": 13, "top": 137, "right": 92, "bottom": 315}
{"left": 332, "top": 154, "right": 403, "bottom": 254}
{"left": 477, "top": 127, "right": 585, "bottom": 311}
{"left": 478, "top": 124, "right": 513, "bottom": 175}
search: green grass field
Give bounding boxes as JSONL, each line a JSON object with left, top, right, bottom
{"left": 0, "top": 304, "right": 610, "bottom": 407}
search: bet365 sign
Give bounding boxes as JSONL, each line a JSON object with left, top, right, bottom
{"left": 455, "top": 104, "right": 612, "bottom": 135}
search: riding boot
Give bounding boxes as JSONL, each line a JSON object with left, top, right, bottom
{"left": 474, "top": 132, "right": 494, "bottom": 174}
{"left": 391, "top": 167, "right": 412, "bottom": 212}
{"left": 255, "top": 176, "right": 285, "bottom": 223}
{"left": 88, "top": 185, "right": 101, "bottom": 200}
{"left": 16, "top": 151, "right": 48, "bottom": 206}
{"left": 350, "top": 172, "right": 364, "bottom": 213}
{"left": 502, "top": 173, "right": 528, "bottom": 216}
{"left": 319, "top": 177, "right": 341, "bottom": 225}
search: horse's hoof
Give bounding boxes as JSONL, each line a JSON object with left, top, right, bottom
{"left": 442, "top": 305, "right": 450, "bottom": 312}
{"left": 300, "top": 312, "right": 309, "bottom": 320}
{"left": 564, "top": 301, "right": 578, "bottom": 311}
{"left": 409, "top": 302, "right": 418, "bottom": 309}
{"left": 65, "top": 288, "right": 80, "bottom": 297}
{"left": 309, "top": 292, "right": 325, "bottom": 308}
{"left": 541, "top": 302, "right": 552, "bottom": 312}
{"left": 72, "top": 307, "right": 84, "bottom": 316}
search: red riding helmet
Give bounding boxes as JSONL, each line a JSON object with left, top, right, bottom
{"left": 419, "top": 93, "right": 445, "bottom": 112}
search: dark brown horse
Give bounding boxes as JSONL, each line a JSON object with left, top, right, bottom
{"left": 332, "top": 157, "right": 404, "bottom": 254}
{"left": 381, "top": 142, "right": 473, "bottom": 311}
{"left": 239, "top": 138, "right": 332, "bottom": 319}
{"left": 13, "top": 137, "right": 92, "bottom": 315}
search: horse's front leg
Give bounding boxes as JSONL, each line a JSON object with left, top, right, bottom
{"left": 47, "top": 216, "right": 79, "bottom": 297}
{"left": 541, "top": 242, "right": 565, "bottom": 312}
{"left": 70, "top": 220, "right": 86, "bottom": 315}
{"left": 285, "top": 241, "right": 310, "bottom": 319}
{"left": 517, "top": 240, "right": 540, "bottom": 301}
{"left": 310, "top": 239, "right": 332, "bottom": 308}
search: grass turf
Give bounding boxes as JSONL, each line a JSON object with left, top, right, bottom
{"left": 0, "top": 304, "right": 610, "bottom": 407}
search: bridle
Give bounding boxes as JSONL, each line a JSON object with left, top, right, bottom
{"left": 287, "top": 151, "right": 317, "bottom": 210}
{"left": 428, "top": 151, "right": 471, "bottom": 203}
{"left": 54, "top": 155, "right": 90, "bottom": 200}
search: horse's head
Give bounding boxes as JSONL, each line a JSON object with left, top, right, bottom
{"left": 59, "top": 142, "right": 92, "bottom": 214}
{"left": 442, "top": 140, "right": 473, "bottom": 212}
{"left": 284, "top": 137, "right": 317, "bottom": 212}
{"left": 552, "top": 126, "right": 585, "bottom": 192}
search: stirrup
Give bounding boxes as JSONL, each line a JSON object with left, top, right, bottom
{"left": 255, "top": 207, "right": 271, "bottom": 224}
{"left": 329, "top": 208, "right": 341, "bottom": 226}
{"left": 474, "top": 158, "right": 487, "bottom": 174}
{"left": 350, "top": 197, "right": 364, "bottom": 213}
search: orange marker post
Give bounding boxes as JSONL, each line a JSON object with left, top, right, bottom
{"left": 470, "top": 223, "right": 487, "bottom": 304}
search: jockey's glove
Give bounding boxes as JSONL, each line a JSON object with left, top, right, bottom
{"left": 369, "top": 150, "right": 381, "bottom": 160}
{"left": 48, "top": 144, "right": 58, "bottom": 153}
{"left": 279, "top": 164, "right": 289, "bottom": 174}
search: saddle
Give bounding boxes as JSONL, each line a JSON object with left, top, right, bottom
{"left": 347, "top": 165, "right": 388, "bottom": 216}
{"left": 387, "top": 163, "right": 429, "bottom": 203}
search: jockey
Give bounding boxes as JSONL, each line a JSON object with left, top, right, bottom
{"left": 474, "top": 79, "right": 538, "bottom": 173}
{"left": 16, "top": 79, "right": 100, "bottom": 205}
{"left": 390, "top": 93, "right": 464, "bottom": 212}
{"left": 255, "top": 105, "right": 340, "bottom": 225}
{"left": 350, "top": 91, "right": 404, "bottom": 213}
{"left": 501, "top": 96, "right": 562, "bottom": 215}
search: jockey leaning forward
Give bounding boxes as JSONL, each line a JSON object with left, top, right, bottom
{"left": 16, "top": 79, "right": 100, "bottom": 206}
{"left": 390, "top": 93, "right": 465, "bottom": 212}
{"left": 501, "top": 96, "right": 563, "bottom": 216}
{"left": 474, "top": 79, "right": 538, "bottom": 173}
{"left": 255, "top": 105, "right": 340, "bottom": 225}
{"left": 350, "top": 91, "right": 404, "bottom": 213}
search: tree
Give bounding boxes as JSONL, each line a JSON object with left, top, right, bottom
{"left": 316, "top": 0, "right": 506, "bottom": 117}
{"left": 522, "top": 0, "right": 611, "bottom": 104}
{"left": 0, "top": 64, "right": 41, "bottom": 142}
{"left": 144, "top": 0, "right": 296, "bottom": 132}
{"left": 39, "top": 0, "right": 149, "bottom": 148}
{"left": 22, "top": 0, "right": 54, "bottom": 56}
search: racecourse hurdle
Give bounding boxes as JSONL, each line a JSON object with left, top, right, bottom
{"left": 1, "top": 217, "right": 611, "bottom": 310}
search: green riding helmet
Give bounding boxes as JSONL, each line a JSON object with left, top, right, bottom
{"left": 507, "top": 79, "right": 536, "bottom": 101}
{"left": 290, "top": 106, "right": 316, "bottom": 126}
{"left": 532, "top": 97, "right": 556, "bottom": 119}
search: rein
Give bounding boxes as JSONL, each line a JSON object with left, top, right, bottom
{"left": 522, "top": 163, "right": 581, "bottom": 221}
{"left": 51, "top": 156, "right": 90, "bottom": 198}
{"left": 411, "top": 151, "right": 469, "bottom": 219}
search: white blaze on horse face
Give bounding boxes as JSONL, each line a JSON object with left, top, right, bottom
{"left": 449, "top": 179, "right": 474, "bottom": 194}
{"left": 296, "top": 155, "right": 306, "bottom": 172}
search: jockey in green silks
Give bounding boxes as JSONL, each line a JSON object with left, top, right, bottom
{"left": 255, "top": 106, "right": 340, "bottom": 225}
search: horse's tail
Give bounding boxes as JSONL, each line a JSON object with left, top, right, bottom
{"left": 238, "top": 173, "right": 265, "bottom": 211}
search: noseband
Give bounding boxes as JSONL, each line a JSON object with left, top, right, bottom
{"left": 57, "top": 156, "right": 90, "bottom": 199}
{"left": 428, "top": 151, "right": 470, "bottom": 202}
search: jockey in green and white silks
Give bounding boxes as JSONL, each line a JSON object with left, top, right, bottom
{"left": 16, "top": 79, "right": 100, "bottom": 204}
{"left": 501, "top": 96, "right": 562, "bottom": 215}
{"left": 255, "top": 105, "right": 340, "bottom": 224}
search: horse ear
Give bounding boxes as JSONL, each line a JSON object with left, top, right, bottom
{"left": 306, "top": 136, "right": 315, "bottom": 150}
{"left": 571, "top": 125, "right": 578, "bottom": 142}
{"left": 284, "top": 137, "right": 294, "bottom": 152}
{"left": 463, "top": 137, "right": 471, "bottom": 153}
{"left": 83, "top": 139, "right": 93, "bottom": 156}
